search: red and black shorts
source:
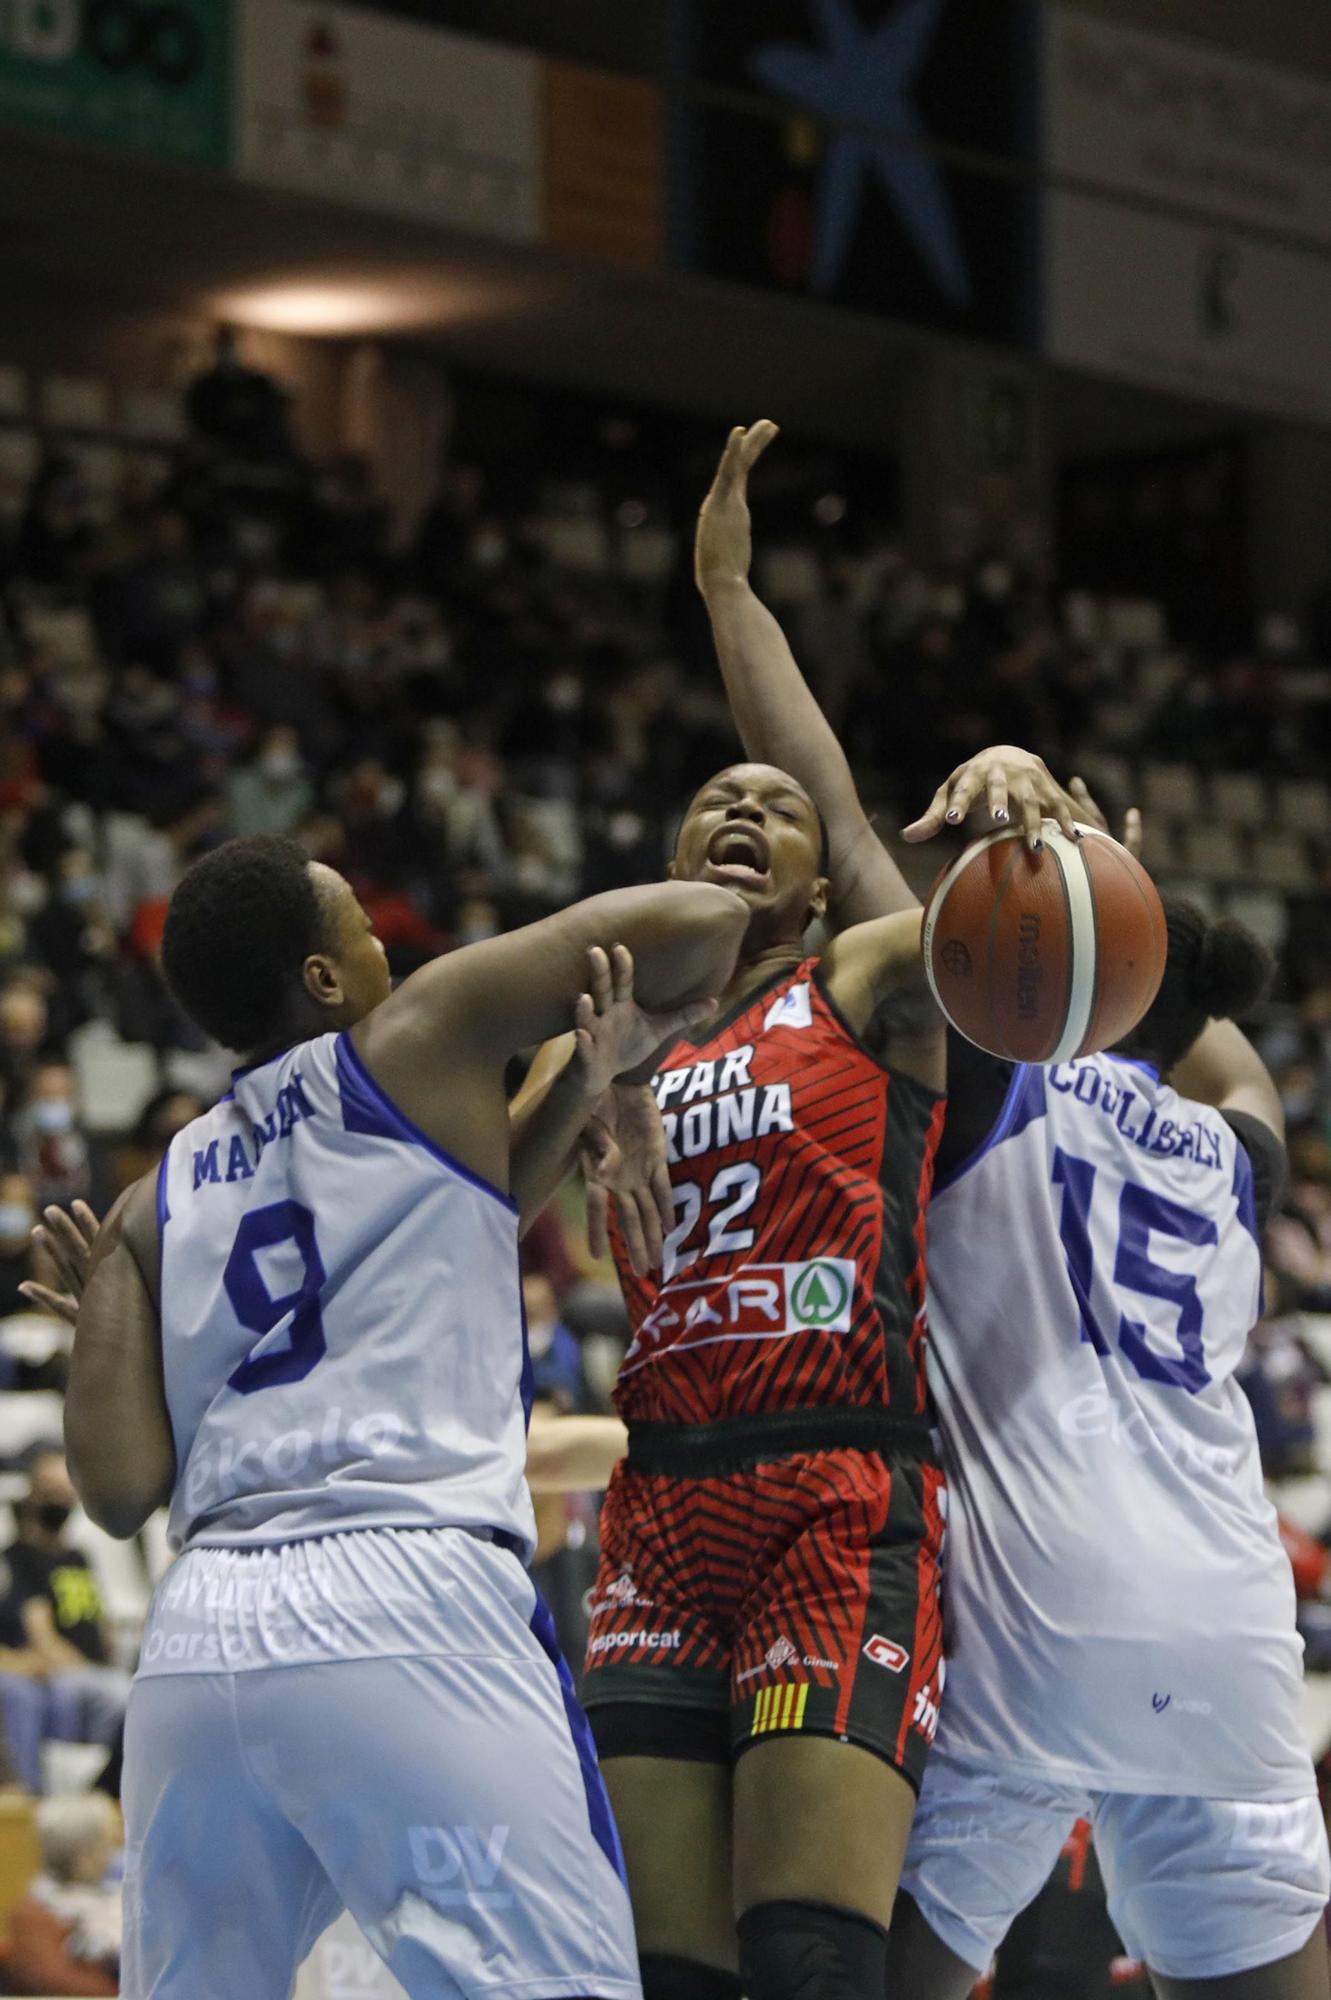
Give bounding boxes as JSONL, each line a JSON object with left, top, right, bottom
{"left": 581, "top": 1408, "right": 946, "bottom": 1792}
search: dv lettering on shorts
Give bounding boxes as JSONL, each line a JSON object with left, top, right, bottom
{"left": 407, "top": 1825, "right": 513, "bottom": 1909}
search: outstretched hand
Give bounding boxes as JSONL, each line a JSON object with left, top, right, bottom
{"left": 1066, "top": 776, "right": 1144, "bottom": 859}
{"left": 19, "top": 1199, "right": 100, "bottom": 1327}
{"left": 903, "top": 747, "right": 1083, "bottom": 851}
{"left": 581, "top": 1085, "right": 675, "bottom": 1279}
{"left": 695, "top": 420, "right": 780, "bottom": 595}
{"left": 570, "top": 946, "right": 714, "bottom": 1101}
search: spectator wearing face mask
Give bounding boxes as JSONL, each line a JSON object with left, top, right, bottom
{"left": 13, "top": 1062, "right": 90, "bottom": 1211}
{"left": 0, "top": 1171, "right": 38, "bottom": 1319}
{"left": 227, "top": 725, "right": 314, "bottom": 839}
{"left": 0, "top": 1450, "right": 130, "bottom": 1793}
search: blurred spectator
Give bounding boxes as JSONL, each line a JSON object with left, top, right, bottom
{"left": 1239, "top": 1272, "right": 1327, "bottom": 1479}
{"left": 6, "top": 1792, "right": 120, "bottom": 1995}
{"left": 12, "top": 1061, "right": 90, "bottom": 1210}
{"left": 0, "top": 1451, "right": 130, "bottom": 1793}
{"left": 228, "top": 725, "right": 314, "bottom": 839}
{"left": 0, "top": 1171, "right": 38, "bottom": 1320}
{"left": 524, "top": 1273, "right": 590, "bottom": 1415}
{"left": 185, "top": 325, "right": 292, "bottom": 462}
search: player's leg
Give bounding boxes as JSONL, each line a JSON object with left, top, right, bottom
{"left": 261, "top": 1534, "right": 641, "bottom": 2000}
{"left": 599, "top": 1736, "right": 741, "bottom": 2000}
{"left": 122, "top": 1671, "right": 340, "bottom": 2000}
{"left": 728, "top": 1449, "right": 950, "bottom": 1999}
{"left": 1150, "top": 1929, "right": 1331, "bottom": 2000}
{"left": 885, "top": 1749, "right": 1088, "bottom": 2000}
{"left": 1092, "top": 1791, "right": 1331, "bottom": 2000}
{"left": 583, "top": 1464, "right": 741, "bottom": 1997}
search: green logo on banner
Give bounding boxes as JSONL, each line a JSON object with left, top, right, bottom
{"left": 0, "top": 0, "right": 231, "bottom": 165}
{"left": 790, "top": 1262, "right": 850, "bottom": 1328}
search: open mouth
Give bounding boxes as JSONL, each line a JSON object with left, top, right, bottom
{"left": 704, "top": 822, "right": 772, "bottom": 888}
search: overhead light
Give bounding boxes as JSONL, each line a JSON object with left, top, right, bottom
{"left": 212, "top": 282, "right": 436, "bottom": 336}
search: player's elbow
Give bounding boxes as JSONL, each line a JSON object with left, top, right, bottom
{"left": 65, "top": 1417, "right": 173, "bottom": 1540}
{"left": 676, "top": 884, "right": 750, "bottom": 996}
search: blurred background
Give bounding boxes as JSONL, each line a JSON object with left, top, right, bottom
{"left": 0, "top": 0, "right": 1329, "bottom": 1992}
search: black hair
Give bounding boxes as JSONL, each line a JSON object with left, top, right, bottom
{"left": 161, "top": 837, "right": 331, "bottom": 1054}
{"left": 1117, "top": 896, "right": 1272, "bottom": 1073}
{"left": 813, "top": 805, "right": 831, "bottom": 876}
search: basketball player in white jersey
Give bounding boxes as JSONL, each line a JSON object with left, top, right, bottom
{"left": 695, "top": 422, "right": 1331, "bottom": 1999}
{"left": 64, "top": 835, "right": 749, "bottom": 2000}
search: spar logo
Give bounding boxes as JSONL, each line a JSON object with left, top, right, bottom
{"left": 790, "top": 1261, "right": 851, "bottom": 1329}
{"left": 623, "top": 1258, "right": 858, "bottom": 1371}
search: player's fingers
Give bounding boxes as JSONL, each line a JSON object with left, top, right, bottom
{"left": 71, "top": 1200, "right": 100, "bottom": 1246}
{"left": 1123, "top": 806, "right": 1144, "bottom": 860}
{"left": 713, "top": 426, "right": 747, "bottom": 496}
{"left": 647, "top": 1152, "right": 675, "bottom": 1240}
{"left": 585, "top": 1183, "right": 610, "bottom": 1264}
{"left": 609, "top": 943, "right": 634, "bottom": 1007}
{"left": 32, "top": 1225, "right": 82, "bottom": 1294}
{"left": 635, "top": 1189, "right": 665, "bottom": 1272}
{"left": 900, "top": 779, "right": 952, "bottom": 844}
{"left": 986, "top": 769, "right": 1010, "bottom": 827}
{"left": 619, "top": 1195, "right": 650, "bottom": 1278}
{"left": 1067, "top": 776, "right": 1102, "bottom": 832}
{"left": 1045, "top": 777, "right": 1081, "bottom": 843}
{"left": 43, "top": 1205, "right": 92, "bottom": 1269}
{"left": 945, "top": 767, "right": 986, "bottom": 826}
{"left": 739, "top": 420, "right": 779, "bottom": 475}
{"left": 585, "top": 946, "right": 612, "bottom": 1015}
{"left": 17, "top": 1282, "right": 78, "bottom": 1328}
{"left": 1014, "top": 780, "right": 1043, "bottom": 851}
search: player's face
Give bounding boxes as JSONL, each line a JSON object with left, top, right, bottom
{"left": 308, "top": 865, "right": 393, "bottom": 1024}
{"left": 672, "top": 765, "right": 828, "bottom": 939}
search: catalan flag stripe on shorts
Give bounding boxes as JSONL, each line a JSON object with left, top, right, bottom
{"left": 752, "top": 1683, "right": 809, "bottom": 1734}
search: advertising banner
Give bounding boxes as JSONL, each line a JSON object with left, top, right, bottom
{"left": 1044, "top": 6, "right": 1331, "bottom": 249}
{"left": 675, "top": 0, "right": 1041, "bottom": 347}
{"left": 0, "top": 0, "right": 230, "bottom": 164}
{"left": 1045, "top": 188, "right": 1331, "bottom": 428}
{"left": 236, "top": 0, "right": 541, "bottom": 240}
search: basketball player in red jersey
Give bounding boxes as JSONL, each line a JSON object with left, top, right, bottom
{"left": 544, "top": 690, "right": 1074, "bottom": 1991}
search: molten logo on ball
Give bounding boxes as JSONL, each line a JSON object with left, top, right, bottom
{"left": 940, "top": 939, "right": 972, "bottom": 977}
{"left": 1015, "top": 913, "right": 1042, "bottom": 1021}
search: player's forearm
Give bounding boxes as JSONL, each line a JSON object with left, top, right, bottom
{"left": 702, "top": 576, "right": 918, "bottom": 925}
{"left": 1171, "top": 1019, "right": 1285, "bottom": 1136}
{"left": 67, "top": 1224, "right": 176, "bottom": 1538}
{"left": 526, "top": 1410, "right": 628, "bottom": 1492}
{"left": 508, "top": 1035, "right": 591, "bottom": 1235}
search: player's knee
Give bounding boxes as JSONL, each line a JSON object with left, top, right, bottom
{"left": 640, "top": 1953, "right": 742, "bottom": 2000}
{"left": 737, "top": 1899, "right": 888, "bottom": 2000}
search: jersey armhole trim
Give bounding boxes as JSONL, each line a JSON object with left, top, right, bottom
{"left": 933, "top": 1062, "right": 1032, "bottom": 1195}
{"left": 812, "top": 966, "right": 946, "bottom": 1104}
{"left": 335, "top": 1032, "right": 519, "bottom": 1216}
{"left": 155, "top": 1147, "right": 170, "bottom": 1236}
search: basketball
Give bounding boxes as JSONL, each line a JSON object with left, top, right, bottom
{"left": 922, "top": 822, "right": 1168, "bottom": 1064}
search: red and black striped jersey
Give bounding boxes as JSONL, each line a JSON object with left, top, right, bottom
{"left": 610, "top": 957, "right": 946, "bottom": 1426}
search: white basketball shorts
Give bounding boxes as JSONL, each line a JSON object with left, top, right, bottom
{"left": 901, "top": 1744, "right": 1330, "bottom": 1983}
{"left": 122, "top": 1525, "right": 641, "bottom": 2000}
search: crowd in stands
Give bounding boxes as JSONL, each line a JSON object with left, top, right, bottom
{"left": 0, "top": 340, "right": 1330, "bottom": 1984}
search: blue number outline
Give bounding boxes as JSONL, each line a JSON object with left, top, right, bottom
{"left": 224, "top": 1200, "right": 327, "bottom": 1395}
{"left": 1052, "top": 1148, "right": 1215, "bottom": 1395}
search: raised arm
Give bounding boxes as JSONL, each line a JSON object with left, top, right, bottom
{"left": 697, "top": 423, "right": 912, "bottom": 927}
{"left": 697, "top": 423, "right": 1081, "bottom": 926}
{"left": 65, "top": 1176, "right": 175, "bottom": 1539}
{"left": 1171, "top": 1019, "right": 1285, "bottom": 1140}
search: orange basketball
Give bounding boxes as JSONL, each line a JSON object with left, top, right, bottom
{"left": 921, "top": 822, "right": 1167, "bottom": 1063}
